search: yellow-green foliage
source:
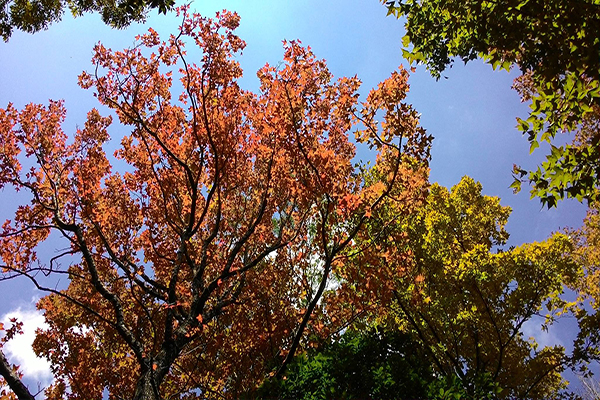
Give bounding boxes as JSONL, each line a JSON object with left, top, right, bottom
{"left": 391, "top": 177, "right": 577, "bottom": 399}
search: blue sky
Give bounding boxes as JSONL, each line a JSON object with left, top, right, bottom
{"left": 0, "top": 0, "right": 590, "bottom": 392}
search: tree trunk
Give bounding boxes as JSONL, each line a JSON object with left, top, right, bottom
{"left": 0, "top": 350, "right": 35, "bottom": 400}
{"left": 133, "top": 370, "right": 161, "bottom": 400}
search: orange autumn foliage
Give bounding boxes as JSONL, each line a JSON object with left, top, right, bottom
{"left": 0, "top": 7, "right": 430, "bottom": 399}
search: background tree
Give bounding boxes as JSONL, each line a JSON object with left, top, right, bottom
{"left": 254, "top": 328, "right": 433, "bottom": 400}
{"left": 0, "top": 7, "right": 431, "bottom": 399}
{"left": 255, "top": 326, "right": 503, "bottom": 400}
{"left": 356, "top": 177, "right": 580, "bottom": 398}
{"left": 0, "top": 0, "right": 174, "bottom": 41}
{"left": 384, "top": 0, "right": 600, "bottom": 207}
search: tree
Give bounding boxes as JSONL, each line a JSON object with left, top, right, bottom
{"left": 384, "top": 0, "right": 600, "bottom": 207}
{"left": 256, "top": 325, "right": 512, "bottom": 400}
{"left": 0, "top": 7, "right": 431, "bottom": 399}
{"left": 0, "top": 0, "right": 174, "bottom": 41}
{"left": 255, "top": 328, "right": 433, "bottom": 400}
{"left": 357, "top": 177, "right": 579, "bottom": 398}
{"left": 568, "top": 202, "right": 600, "bottom": 373}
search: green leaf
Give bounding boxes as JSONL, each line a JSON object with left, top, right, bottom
{"left": 509, "top": 179, "right": 522, "bottom": 194}
{"left": 516, "top": 117, "right": 529, "bottom": 132}
{"left": 529, "top": 139, "right": 539, "bottom": 154}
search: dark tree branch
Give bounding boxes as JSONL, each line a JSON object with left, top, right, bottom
{"left": 0, "top": 350, "right": 36, "bottom": 400}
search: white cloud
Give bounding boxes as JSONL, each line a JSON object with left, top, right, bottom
{"left": 1, "top": 308, "right": 53, "bottom": 385}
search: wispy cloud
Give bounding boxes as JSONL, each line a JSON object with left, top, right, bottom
{"left": 521, "top": 316, "right": 566, "bottom": 350}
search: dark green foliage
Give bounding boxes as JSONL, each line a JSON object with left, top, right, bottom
{"left": 0, "top": 0, "right": 175, "bottom": 40}
{"left": 384, "top": 0, "right": 600, "bottom": 207}
{"left": 385, "top": 0, "right": 600, "bottom": 81}
{"left": 255, "top": 329, "right": 433, "bottom": 400}
{"left": 427, "top": 374, "right": 502, "bottom": 400}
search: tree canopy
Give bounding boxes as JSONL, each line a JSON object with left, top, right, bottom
{"left": 257, "top": 176, "right": 589, "bottom": 399}
{"left": 2, "top": 2, "right": 600, "bottom": 399}
{"left": 567, "top": 202, "right": 600, "bottom": 374}
{"left": 0, "top": 8, "right": 431, "bottom": 399}
{"left": 255, "top": 328, "right": 433, "bottom": 400}
{"left": 0, "top": 0, "right": 175, "bottom": 41}
{"left": 384, "top": 0, "right": 600, "bottom": 207}
{"left": 360, "top": 177, "right": 579, "bottom": 398}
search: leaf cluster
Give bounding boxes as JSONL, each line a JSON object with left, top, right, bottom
{"left": 0, "top": 0, "right": 175, "bottom": 41}
{"left": 384, "top": 0, "right": 600, "bottom": 206}
{"left": 254, "top": 328, "right": 432, "bottom": 400}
